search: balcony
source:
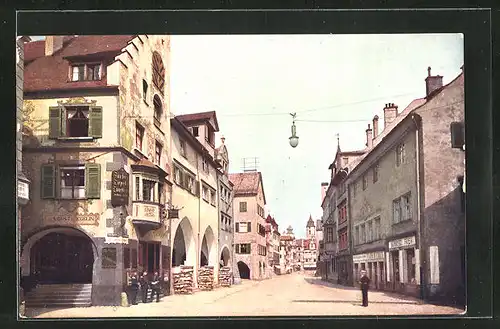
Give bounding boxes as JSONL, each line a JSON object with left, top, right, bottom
{"left": 131, "top": 201, "right": 162, "bottom": 235}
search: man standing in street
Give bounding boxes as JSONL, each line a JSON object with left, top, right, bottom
{"left": 151, "top": 271, "right": 161, "bottom": 303}
{"left": 359, "top": 270, "right": 371, "bottom": 307}
{"left": 139, "top": 271, "right": 150, "bottom": 303}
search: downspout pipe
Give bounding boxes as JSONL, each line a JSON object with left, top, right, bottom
{"left": 411, "top": 114, "right": 425, "bottom": 301}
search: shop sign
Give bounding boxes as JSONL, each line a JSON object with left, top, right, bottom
{"left": 111, "top": 168, "right": 129, "bottom": 207}
{"left": 18, "top": 180, "right": 29, "bottom": 201}
{"left": 389, "top": 235, "right": 416, "bottom": 250}
{"left": 353, "top": 251, "right": 385, "bottom": 263}
{"left": 43, "top": 212, "right": 100, "bottom": 225}
{"left": 105, "top": 237, "right": 129, "bottom": 244}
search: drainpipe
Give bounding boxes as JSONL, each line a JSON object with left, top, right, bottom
{"left": 412, "top": 114, "right": 425, "bottom": 301}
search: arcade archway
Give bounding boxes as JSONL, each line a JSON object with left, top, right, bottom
{"left": 200, "top": 226, "right": 216, "bottom": 266}
{"left": 172, "top": 217, "right": 195, "bottom": 267}
{"left": 220, "top": 246, "right": 231, "bottom": 267}
{"left": 238, "top": 261, "right": 250, "bottom": 279}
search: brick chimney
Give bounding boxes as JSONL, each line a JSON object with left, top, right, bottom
{"left": 372, "top": 115, "right": 379, "bottom": 139}
{"left": 425, "top": 66, "right": 443, "bottom": 97}
{"left": 45, "top": 36, "right": 64, "bottom": 56}
{"left": 365, "top": 124, "right": 373, "bottom": 148}
{"left": 383, "top": 103, "right": 398, "bottom": 129}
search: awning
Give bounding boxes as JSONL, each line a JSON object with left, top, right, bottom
{"left": 132, "top": 219, "right": 162, "bottom": 237}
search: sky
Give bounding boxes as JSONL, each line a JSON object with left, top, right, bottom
{"left": 170, "top": 34, "right": 464, "bottom": 238}
{"left": 29, "top": 34, "right": 464, "bottom": 238}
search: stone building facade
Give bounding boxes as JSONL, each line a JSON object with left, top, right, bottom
{"left": 230, "top": 172, "right": 268, "bottom": 280}
{"left": 170, "top": 111, "right": 222, "bottom": 286}
{"left": 346, "top": 67, "right": 465, "bottom": 305}
{"left": 265, "top": 215, "right": 280, "bottom": 276}
{"left": 20, "top": 35, "right": 173, "bottom": 306}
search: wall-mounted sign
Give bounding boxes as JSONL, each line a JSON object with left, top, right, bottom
{"left": 353, "top": 251, "right": 385, "bottom": 263}
{"left": 17, "top": 180, "right": 29, "bottom": 201}
{"left": 43, "top": 212, "right": 100, "bottom": 225}
{"left": 105, "top": 237, "right": 129, "bottom": 244}
{"left": 389, "top": 236, "right": 416, "bottom": 250}
{"left": 102, "top": 247, "right": 117, "bottom": 268}
{"left": 111, "top": 168, "right": 129, "bottom": 207}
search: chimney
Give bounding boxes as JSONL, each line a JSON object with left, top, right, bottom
{"left": 383, "top": 103, "right": 398, "bottom": 129}
{"left": 425, "top": 66, "right": 443, "bottom": 97}
{"left": 365, "top": 124, "right": 373, "bottom": 148}
{"left": 45, "top": 36, "right": 64, "bottom": 56}
{"left": 372, "top": 115, "right": 379, "bottom": 139}
{"left": 320, "top": 182, "right": 329, "bottom": 203}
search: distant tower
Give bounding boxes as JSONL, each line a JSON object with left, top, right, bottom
{"left": 306, "top": 215, "right": 315, "bottom": 239}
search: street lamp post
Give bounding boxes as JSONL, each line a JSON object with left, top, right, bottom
{"left": 289, "top": 113, "right": 299, "bottom": 148}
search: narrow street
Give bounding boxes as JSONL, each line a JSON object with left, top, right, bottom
{"left": 25, "top": 273, "right": 464, "bottom": 318}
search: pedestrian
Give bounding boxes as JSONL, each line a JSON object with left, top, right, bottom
{"left": 359, "top": 270, "right": 371, "bottom": 307}
{"left": 129, "top": 271, "right": 139, "bottom": 305}
{"left": 139, "top": 271, "right": 149, "bottom": 303}
{"left": 151, "top": 271, "right": 161, "bottom": 303}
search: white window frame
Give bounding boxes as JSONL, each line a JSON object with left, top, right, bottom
{"left": 60, "top": 165, "right": 86, "bottom": 199}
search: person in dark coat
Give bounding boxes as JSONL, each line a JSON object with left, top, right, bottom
{"left": 359, "top": 270, "right": 371, "bottom": 307}
{"left": 139, "top": 271, "right": 149, "bottom": 303}
{"left": 128, "top": 271, "right": 139, "bottom": 305}
{"left": 151, "top": 271, "right": 161, "bottom": 303}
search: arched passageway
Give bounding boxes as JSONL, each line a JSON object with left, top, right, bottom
{"left": 200, "top": 226, "right": 216, "bottom": 266}
{"left": 29, "top": 231, "right": 94, "bottom": 284}
{"left": 172, "top": 217, "right": 195, "bottom": 267}
{"left": 220, "top": 247, "right": 231, "bottom": 267}
{"left": 238, "top": 261, "right": 250, "bottom": 279}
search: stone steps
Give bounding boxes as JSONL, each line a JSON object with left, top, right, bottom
{"left": 25, "top": 284, "right": 92, "bottom": 308}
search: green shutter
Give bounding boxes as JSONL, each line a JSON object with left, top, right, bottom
{"left": 48, "top": 107, "right": 62, "bottom": 139}
{"left": 89, "top": 106, "right": 103, "bottom": 138}
{"left": 85, "top": 163, "right": 101, "bottom": 199}
{"left": 41, "top": 164, "right": 56, "bottom": 199}
{"left": 248, "top": 222, "right": 251, "bottom": 233}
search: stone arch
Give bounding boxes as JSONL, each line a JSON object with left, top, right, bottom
{"left": 237, "top": 261, "right": 250, "bottom": 279}
{"left": 200, "top": 225, "right": 216, "bottom": 266}
{"left": 20, "top": 226, "right": 97, "bottom": 283}
{"left": 220, "top": 245, "right": 231, "bottom": 267}
{"left": 172, "top": 217, "right": 195, "bottom": 266}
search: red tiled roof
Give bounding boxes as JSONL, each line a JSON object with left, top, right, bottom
{"left": 24, "top": 35, "right": 135, "bottom": 92}
{"left": 176, "top": 111, "right": 220, "bottom": 131}
{"left": 229, "top": 172, "right": 266, "bottom": 204}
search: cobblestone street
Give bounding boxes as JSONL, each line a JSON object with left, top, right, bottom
{"left": 25, "top": 273, "right": 464, "bottom": 318}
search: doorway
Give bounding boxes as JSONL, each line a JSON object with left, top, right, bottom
{"left": 139, "top": 241, "right": 160, "bottom": 274}
{"left": 30, "top": 232, "right": 94, "bottom": 284}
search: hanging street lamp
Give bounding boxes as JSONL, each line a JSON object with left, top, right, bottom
{"left": 289, "top": 112, "right": 299, "bottom": 148}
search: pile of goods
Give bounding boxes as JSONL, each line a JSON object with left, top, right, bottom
{"left": 219, "top": 266, "right": 232, "bottom": 287}
{"left": 198, "top": 266, "right": 214, "bottom": 291}
{"left": 172, "top": 266, "right": 194, "bottom": 294}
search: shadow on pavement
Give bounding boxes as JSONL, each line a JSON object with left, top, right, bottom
{"left": 292, "top": 299, "right": 420, "bottom": 305}
{"left": 303, "top": 277, "right": 358, "bottom": 291}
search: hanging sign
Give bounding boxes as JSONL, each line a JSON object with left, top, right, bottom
{"left": 111, "top": 168, "right": 129, "bottom": 207}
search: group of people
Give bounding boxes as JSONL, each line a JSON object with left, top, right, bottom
{"left": 126, "top": 271, "right": 169, "bottom": 305}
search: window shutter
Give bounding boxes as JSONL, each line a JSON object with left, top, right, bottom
{"left": 85, "top": 163, "right": 101, "bottom": 199}
{"left": 235, "top": 223, "right": 239, "bottom": 233}
{"left": 48, "top": 107, "right": 62, "bottom": 139}
{"left": 41, "top": 164, "right": 56, "bottom": 198}
{"left": 248, "top": 222, "right": 251, "bottom": 232}
{"left": 195, "top": 181, "right": 200, "bottom": 197}
{"left": 89, "top": 106, "right": 103, "bottom": 138}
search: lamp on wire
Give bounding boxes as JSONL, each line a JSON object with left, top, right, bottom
{"left": 289, "top": 112, "right": 299, "bottom": 148}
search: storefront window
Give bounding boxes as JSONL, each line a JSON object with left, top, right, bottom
{"left": 406, "top": 249, "right": 416, "bottom": 284}
{"left": 392, "top": 251, "right": 400, "bottom": 282}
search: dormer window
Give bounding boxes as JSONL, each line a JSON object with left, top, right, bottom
{"left": 205, "top": 126, "right": 215, "bottom": 146}
{"left": 71, "top": 63, "right": 101, "bottom": 81}
{"left": 192, "top": 126, "right": 199, "bottom": 137}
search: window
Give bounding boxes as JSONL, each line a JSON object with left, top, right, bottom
{"left": 205, "top": 126, "right": 215, "bottom": 146}
{"left": 153, "top": 95, "right": 163, "bottom": 127}
{"left": 86, "top": 64, "right": 101, "bottom": 81}
{"left": 173, "top": 165, "right": 183, "bottom": 185}
{"left": 202, "top": 185, "right": 208, "bottom": 201}
{"left": 257, "top": 205, "right": 265, "bottom": 218}
{"left": 192, "top": 126, "right": 199, "bottom": 137}
{"left": 326, "top": 227, "right": 334, "bottom": 243}
{"left": 136, "top": 123, "right": 144, "bottom": 151}
{"left": 60, "top": 166, "right": 85, "bottom": 199}
{"left": 180, "top": 140, "right": 187, "bottom": 157}
{"left": 49, "top": 106, "right": 102, "bottom": 140}
{"left": 186, "top": 175, "right": 195, "bottom": 195}
{"left": 338, "top": 202, "right": 347, "bottom": 224}
{"left": 236, "top": 222, "right": 251, "bottom": 233}
{"left": 393, "top": 198, "right": 402, "bottom": 223}
{"left": 202, "top": 158, "right": 209, "bottom": 173}
{"left": 142, "top": 80, "right": 148, "bottom": 101}
{"left": 41, "top": 163, "right": 101, "bottom": 199}
{"left": 373, "top": 163, "right": 379, "bottom": 182}
{"left": 237, "top": 244, "right": 251, "bottom": 254}
{"left": 258, "top": 223, "right": 266, "bottom": 237}
{"left": 353, "top": 181, "right": 357, "bottom": 197}
{"left": 401, "top": 193, "right": 412, "bottom": 221}
{"left": 152, "top": 51, "right": 166, "bottom": 92}
{"left": 374, "top": 217, "right": 381, "bottom": 240}
{"left": 396, "top": 143, "right": 406, "bottom": 166}
{"left": 239, "top": 201, "right": 247, "bottom": 212}
{"left": 71, "top": 65, "right": 85, "bottom": 81}
{"left": 142, "top": 179, "right": 155, "bottom": 202}
{"left": 124, "top": 247, "right": 131, "bottom": 269}
{"left": 155, "top": 142, "right": 162, "bottom": 166}
{"left": 406, "top": 249, "right": 416, "bottom": 284}
{"left": 343, "top": 157, "right": 349, "bottom": 164}
{"left": 360, "top": 224, "right": 365, "bottom": 244}
{"left": 362, "top": 174, "right": 368, "bottom": 190}
{"left": 367, "top": 221, "right": 373, "bottom": 242}
{"left": 210, "top": 190, "right": 216, "bottom": 206}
